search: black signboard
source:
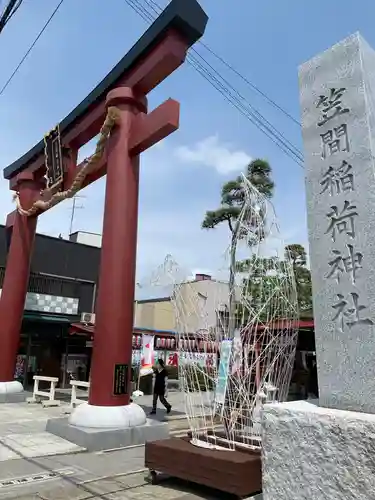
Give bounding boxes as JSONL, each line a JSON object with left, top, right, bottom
{"left": 113, "top": 363, "right": 128, "bottom": 396}
{"left": 44, "top": 125, "right": 63, "bottom": 190}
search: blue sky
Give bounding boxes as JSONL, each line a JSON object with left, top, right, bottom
{"left": 0, "top": 0, "right": 374, "bottom": 279}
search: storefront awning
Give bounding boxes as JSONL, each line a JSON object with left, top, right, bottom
{"left": 69, "top": 320, "right": 314, "bottom": 338}
{"left": 70, "top": 323, "right": 94, "bottom": 336}
{"left": 69, "top": 323, "right": 177, "bottom": 337}
{"left": 24, "top": 311, "right": 79, "bottom": 324}
{"left": 252, "top": 319, "right": 314, "bottom": 331}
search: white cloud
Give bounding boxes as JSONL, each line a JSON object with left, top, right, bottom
{"left": 0, "top": 135, "right": 307, "bottom": 285}
{"left": 175, "top": 135, "right": 251, "bottom": 175}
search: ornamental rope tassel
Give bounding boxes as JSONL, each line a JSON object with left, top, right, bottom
{"left": 13, "top": 106, "right": 120, "bottom": 217}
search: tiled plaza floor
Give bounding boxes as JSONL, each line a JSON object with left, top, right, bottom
{"left": 0, "top": 395, "right": 261, "bottom": 499}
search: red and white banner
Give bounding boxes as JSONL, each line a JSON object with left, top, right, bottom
{"left": 231, "top": 329, "right": 243, "bottom": 375}
{"left": 166, "top": 351, "right": 178, "bottom": 367}
{"left": 179, "top": 351, "right": 217, "bottom": 368}
{"left": 140, "top": 335, "right": 155, "bottom": 376}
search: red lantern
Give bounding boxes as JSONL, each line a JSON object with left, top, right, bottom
{"left": 206, "top": 354, "right": 214, "bottom": 368}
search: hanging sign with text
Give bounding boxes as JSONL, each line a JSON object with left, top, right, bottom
{"left": 44, "top": 125, "right": 64, "bottom": 190}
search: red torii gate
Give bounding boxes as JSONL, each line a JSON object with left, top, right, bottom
{"left": 0, "top": 0, "right": 207, "bottom": 420}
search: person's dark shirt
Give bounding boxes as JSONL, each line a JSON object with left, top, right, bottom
{"left": 154, "top": 368, "right": 168, "bottom": 394}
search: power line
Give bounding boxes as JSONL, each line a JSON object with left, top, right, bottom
{"left": 144, "top": 0, "right": 300, "bottom": 127}
{"left": 0, "top": 0, "right": 303, "bottom": 168}
{"left": 0, "top": 0, "right": 23, "bottom": 34}
{"left": 198, "top": 42, "right": 301, "bottom": 127}
{"left": 0, "top": 0, "right": 65, "bottom": 97}
{"left": 188, "top": 50, "right": 303, "bottom": 163}
{"left": 123, "top": 0, "right": 304, "bottom": 168}
{"left": 126, "top": 0, "right": 303, "bottom": 166}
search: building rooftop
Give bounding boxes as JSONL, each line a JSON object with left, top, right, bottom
{"left": 135, "top": 284, "right": 174, "bottom": 302}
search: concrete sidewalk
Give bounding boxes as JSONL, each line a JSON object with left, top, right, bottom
{"left": 0, "top": 394, "right": 189, "bottom": 462}
{"left": 0, "top": 451, "right": 262, "bottom": 499}
{"left": 0, "top": 395, "right": 261, "bottom": 499}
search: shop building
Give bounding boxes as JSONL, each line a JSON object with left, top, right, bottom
{"left": 72, "top": 273, "right": 316, "bottom": 399}
{"left": 3, "top": 220, "right": 316, "bottom": 396}
{"left": 0, "top": 226, "right": 101, "bottom": 388}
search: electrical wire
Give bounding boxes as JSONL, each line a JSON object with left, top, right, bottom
{"left": 0, "top": 0, "right": 65, "bottom": 96}
{"left": 124, "top": 0, "right": 303, "bottom": 166}
{"left": 123, "top": 0, "right": 304, "bottom": 168}
{"left": 0, "top": 0, "right": 303, "bottom": 168}
{"left": 144, "top": 0, "right": 301, "bottom": 127}
{"left": 188, "top": 50, "right": 303, "bottom": 164}
{"left": 0, "top": 0, "right": 24, "bottom": 33}
{"left": 198, "top": 42, "right": 301, "bottom": 127}
{"left": 3, "top": 0, "right": 23, "bottom": 23}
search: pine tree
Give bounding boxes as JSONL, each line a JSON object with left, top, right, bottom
{"left": 202, "top": 159, "right": 274, "bottom": 236}
{"left": 285, "top": 244, "right": 313, "bottom": 317}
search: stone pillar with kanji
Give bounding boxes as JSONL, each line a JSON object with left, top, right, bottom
{"left": 262, "top": 33, "right": 375, "bottom": 500}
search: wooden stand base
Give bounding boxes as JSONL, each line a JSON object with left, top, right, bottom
{"left": 145, "top": 436, "right": 262, "bottom": 498}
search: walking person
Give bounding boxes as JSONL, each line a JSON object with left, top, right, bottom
{"left": 150, "top": 359, "right": 172, "bottom": 415}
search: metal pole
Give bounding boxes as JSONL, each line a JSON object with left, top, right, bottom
{"left": 39, "top": 271, "right": 95, "bottom": 285}
{"left": 91, "top": 283, "right": 97, "bottom": 313}
{"left": 68, "top": 195, "right": 85, "bottom": 237}
{"left": 62, "top": 337, "right": 69, "bottom": 388}
{"left": 23, "top": 331, "right": 31, "bottom": 389}
{"left": 133, "top": 284, "right": 143, "bottom": 391}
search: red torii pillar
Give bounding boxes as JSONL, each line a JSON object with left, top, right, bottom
{"left": 69, "top": 88, "right": 179, "bottom": 426}
{"left": 0, "top": 172, "right": 42, "bottom": 398}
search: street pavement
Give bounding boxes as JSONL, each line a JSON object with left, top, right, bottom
{"left": 0, "top": 393, "right": 262, "bottom": 499}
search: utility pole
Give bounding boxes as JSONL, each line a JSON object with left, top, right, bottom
{"left": 68, "top": 195, "right": 85, "bottom": 237}
{"left": 0, "top": 0, "right": 22, "bottom": 34}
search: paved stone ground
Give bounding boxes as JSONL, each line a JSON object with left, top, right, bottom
{"left": 0, "top": 394, "right": 262, "bottom": 499}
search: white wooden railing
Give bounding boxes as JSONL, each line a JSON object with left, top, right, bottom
{"left": 27, "top": 376, "right": 60, "bottom": 407}
{"left": 70, "top": 380, "right": 89, "bottom": 408}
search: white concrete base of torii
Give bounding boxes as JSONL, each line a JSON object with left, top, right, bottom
{"left": 261, "top": 400, "right": 375, "bottom": 500}
{"left": 68, "top": 401, "right": 147, "bottom": 428}
{"left": 47, "top": 401, "right": 169, "bottom": 452}
{"left": 0, "top": 380, "right": 26, "bottom": 403}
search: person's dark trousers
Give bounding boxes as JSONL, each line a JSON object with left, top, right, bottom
{"left": 152, "top": 392, "right": 171, "bottom": 412}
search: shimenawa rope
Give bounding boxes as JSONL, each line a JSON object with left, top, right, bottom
{"left": 13, "top": 106, "right": 120, "bottom": 217}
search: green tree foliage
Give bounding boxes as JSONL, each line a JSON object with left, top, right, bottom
{"left": 284, "top": 244, "right": 313, "bottom": 317}
{"left": 202, "top": 159, "right": 274, "bottom": 235}
{"left": 236, "top": 245, "right": 313, "bottom": 322}
{"left": 236, "top": 255, "right": 293, "bottom": 323}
